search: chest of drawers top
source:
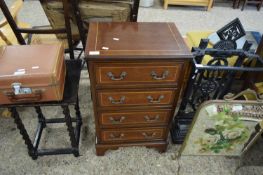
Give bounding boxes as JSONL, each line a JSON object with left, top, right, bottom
{"left": 85, "top": 22, "right": 192, "bottom": 60}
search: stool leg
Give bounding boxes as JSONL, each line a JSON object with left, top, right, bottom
{"left": 131, "top": 0, "right": 140, "bottom": 21}
{"left": 164, "top": 0, "right": 168, "bottom": 9}
{"left": 69, "top": 0, "right": 86, "bottom": 48}
{"left": 61, "top": 105, "right": 79, "bottom": 157}
{"left": 207, "top": 0, "right": 213, "bottom": 11}
{"left": 75, "top": 96, "right": 82, "bottom": 125}
{"left": 237, "top": 0, "right": 241, "bottom": 8}
{"left": 75, "top": 96, "right": 82, "bottom": 145}
{"left": 10, "top": 107, "right": 37, "bottom": 160}
{"left": 257, "top": 0, "right": 263, "bottom": 10}
{"left": 35, "top": 106, "right": 46, "bottom": 128}
{"left": 233, "top": 0, "right": 237, "bottom": 8}
{"left": 33, "top": 106, "right": 46, "bottom": 152}
{"left": 75, "top": 97, "right": 82, "bottom": 124}
{"left": 241, "top": 0, "right": 247, "bottom": 10}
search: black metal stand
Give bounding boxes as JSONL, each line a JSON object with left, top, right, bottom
{"left": 171, "top": 39, "right": 263, "bottom": 144}
{"left": 69, "top": 0, "right": 87, "bottom": 48}
{"left": 131, "top": 0, "right": 140, "bottom": 22}
{"left": 1, "top": 60, "right": 82, "bottom": 159}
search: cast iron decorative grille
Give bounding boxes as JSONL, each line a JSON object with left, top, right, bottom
{"left": 171, "top": 38, "right": 263, "bottom": 144}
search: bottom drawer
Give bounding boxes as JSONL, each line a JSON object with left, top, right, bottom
{"left": 100, "top": 127, "right": 167, "bottom": 143}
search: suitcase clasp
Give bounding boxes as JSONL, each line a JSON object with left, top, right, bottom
{"left": 12, "top": 83, "right": 32, "bottom": 95}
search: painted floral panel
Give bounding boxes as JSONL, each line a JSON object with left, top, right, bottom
{"left": 181, "top": 103, "right": 258, "bottom": 156}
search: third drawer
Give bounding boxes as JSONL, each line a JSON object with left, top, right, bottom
{"left": 98, "top": 109, "right": 173, "bottom": 127}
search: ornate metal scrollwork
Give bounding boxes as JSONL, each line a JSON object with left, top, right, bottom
{"left": 200, "top": 79, "right": 218, "bottom": 94}
{"left": 172, "top": 35, "right": 263, "bottom": 143}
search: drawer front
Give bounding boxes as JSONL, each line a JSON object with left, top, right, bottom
{"left": 95, "top": 62, "right": 183, "bottom": 85}
{"left": 101, "top": 128, "right": 166, "bottom": 143}
{"left": 97, "top": 89, "right": 177, "bottom": 107}
{"left": 99, "top": 110, "right": 172, "bottom": 127}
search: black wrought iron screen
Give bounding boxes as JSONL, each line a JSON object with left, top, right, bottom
{"left": 171, "top": 38, "right": 263, "bottom": 143}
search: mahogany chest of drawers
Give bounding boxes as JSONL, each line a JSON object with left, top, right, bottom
{"left": 85, "top": 22, "right": 192, "bottom": 156}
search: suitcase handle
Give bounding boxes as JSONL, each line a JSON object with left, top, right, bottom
{"left": 5, "top": 90, "right": 42, "bottom": 103}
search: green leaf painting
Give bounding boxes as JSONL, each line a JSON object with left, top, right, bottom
{"left": 196, "top": 107, "right": 249, "bottom": 154}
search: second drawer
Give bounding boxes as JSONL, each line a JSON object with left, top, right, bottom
{"left": 94, "top": 62, "right": 184, "bottom": 86}
{"left": 97, "top": 89, "right": 177, "bottom": 107}
{"left": 99, "top": 109, "right": 172, "bottom": 127}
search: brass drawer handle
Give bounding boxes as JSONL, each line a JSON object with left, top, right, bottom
{"left": 109, "top": 133, "right": 124, "bottom": 140}
{"left": 108, "top": 96, "right": 125, "bottom": 104}
{"left": 147, "top": 95, "right": 164, "bottom": 103}
{"left": 151, "top": 70, "right": 169, "bottom": 80}
{"left": 144, "top": 115, "right": 160, "bottom": 122}
{"left": 142, "top": 132, "right": 156, "bottom": 139}
{"left": 109, "top": 116, "right": 126, "bottom": 124}
{"left": 107, "top": 72, "right": 127, "bottom": 81}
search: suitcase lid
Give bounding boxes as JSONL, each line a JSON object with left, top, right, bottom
{"left": 0, "top": 43, "right": 64, "bottom": 90}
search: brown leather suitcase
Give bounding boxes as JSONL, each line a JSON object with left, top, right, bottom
{"left": 0, "top": 43, "right": 66, "bottom": 105}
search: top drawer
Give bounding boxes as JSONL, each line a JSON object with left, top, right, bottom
{"left": 94, "top": 62, "right": 184, "bottom": 86}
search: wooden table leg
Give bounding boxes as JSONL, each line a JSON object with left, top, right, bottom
{"left": 257, "top": 0, "right": 263, "bottom": 10}
{"left": 233, "top": 0, "right": 241, "bottom": 8}
{"left": 207, "top": 0, "right": 213, "bottom": 11}
{"left": 241, "top": 0, "right": 248, "bottom": 10}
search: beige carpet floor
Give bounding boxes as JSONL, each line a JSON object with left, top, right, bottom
{"left": 0, "top": 1, "right": 263, "bottom": 175}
